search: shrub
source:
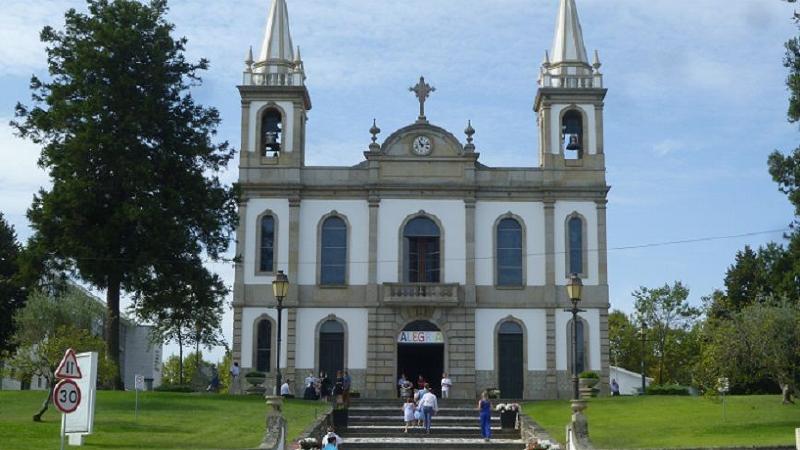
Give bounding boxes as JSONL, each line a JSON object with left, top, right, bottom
{"left": 646, "top": 384, "right": 690, "bottom": 395}
{"left": 154, "top": 383, "right": 194, "bottom": 393}
{"left": 579, "top": 371, "right": 599, "bottom": 379}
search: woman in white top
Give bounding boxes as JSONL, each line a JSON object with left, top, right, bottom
{"left": 402, "top": 397, "right": 416, "bottom": 433}
{"left": 440, "top": 372, "right": 452, "bottom": 399}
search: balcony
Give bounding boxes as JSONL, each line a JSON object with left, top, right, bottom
{"left": 382, "top": 283, "right": 461, "bottom": 307}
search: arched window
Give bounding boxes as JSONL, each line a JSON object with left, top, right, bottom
{"left": 259, "top": 215, "right": 275, "bottom": 273}
{"left": 567, "top": 319, "right": 589, "bottom": 374}
{"left": 562, "top": 110, "right": 583, "bottom": 159}
{"left": 497, "top": 218, "right": 523, "bottom": 286}
{"left": 261, "top": 109, "right": 282, "bottom": 156}
{"left": 567, "top": 216, "right": 584, "bottom": 276}
{"left": 256, "top": 319, "right": 272, "bottom": 372}
{"left": 320, "top": 216, "right": 347, "bottom": 285}
{"left": 403, "top": 217, "right": 441, "bottom": 283}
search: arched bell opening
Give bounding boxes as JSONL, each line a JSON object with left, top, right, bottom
{"left": 261, "top": 109, "right": 283, "bottom": 157}
{"left": 562, "top": 109, "right": 584, "bottom": 160}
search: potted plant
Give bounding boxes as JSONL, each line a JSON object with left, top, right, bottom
{"left": 486, "top": 388, "right": 501, "bottom": 399}
{"left": 244, "top": 371, "right": 267, "bottom": 394}
{"left": 578, "top": 371, "right": 599, "bottom": 398}
{"left": 495, "top": 403, "right": 520, "bottom": 429}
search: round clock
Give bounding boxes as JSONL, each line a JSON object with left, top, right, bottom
{"left": 412, "top": 135, "right": 432, "bottom": 156}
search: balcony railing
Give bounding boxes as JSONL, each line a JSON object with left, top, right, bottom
{"left": 382, "top": 283, "right": 460, "bottom": 306}
{"left": 242, "top": 71, "right": 304, "bottom": 87}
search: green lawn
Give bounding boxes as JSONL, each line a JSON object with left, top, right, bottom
{"left": 524, "top": 395, "right": 800, "bottom": 449}
{"left": 0, "top": 391, "right": 326, "bottom": 449}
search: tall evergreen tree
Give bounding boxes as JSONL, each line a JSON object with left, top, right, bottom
{"left": 0, "top": 213, "right": 25, "bottom": 354}
{"left": 11, "top": 0, "right": 236, "bottom": 388}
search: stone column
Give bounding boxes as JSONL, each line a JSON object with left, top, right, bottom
{"left": 288, "top": 195, "right": 301, "bottom": 305}
{"left": 286, "top": 308, "right": 298, "bottom": 388}
{"left": 594, "top": 103, "right": 605, "bottom": 155}
{"left": 544, "top": 199, "right": 559, "bottom": 398}
{"left": 544, "top": 199, "right": 556, "bottom": 286}
{"left": 599, "top": 308, "right": 610, "bottom": 396}
{"left": 232, "top": 199, "right": 248, "bottom": 367}
{"left": 546, "top": 308, "right": 557, "bottom": 399}
{"left": 464, "top": 198, "right": 476, "bottom": 305}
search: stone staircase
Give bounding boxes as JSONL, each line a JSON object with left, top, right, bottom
{"left": 338, "top": 398, "right": 524, "bottom": 450}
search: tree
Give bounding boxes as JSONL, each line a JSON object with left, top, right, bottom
{"left": 11, "top": 0, "right": 237, "bottom": 388}
{"left": 5, "top": 286, "right": 116, "bottom": 421}
{"left": 633, "top": 282, "right": 701, "bottom": 385}
{"left": 0, "top": 213, "right": 25, "bottom": 354}
{"left": 608, "top": 310, "right": 641, "bottom": 372}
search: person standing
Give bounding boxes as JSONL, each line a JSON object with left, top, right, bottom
{"left": 342, "top": 370, "right": 352, "bottom": 406}
{"left": 229, "top": 361, "right": 241, "bottom": 395}
{"left": 478, "top": 391, "right": 492, "bottom": 442}
{"left": 440, "top": 372, "right": 452, "bottom": 399}
{"left": 402, "top": 397, "right": 415, "bottom": 433}
{"left": 611, "top": 378, "right": 620, "bottom": 396}
{"left": 419, "top": 384, "right": 438, "bottom": 434}
{"left": 280, "top": 379, "right": 294, "bottom": 398}
{"left": 397, "top": 373, "right": 408, "bottom": 398}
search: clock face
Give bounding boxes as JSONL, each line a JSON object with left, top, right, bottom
{"left": 412, "top": 135, "right": 432, "bottom": 156}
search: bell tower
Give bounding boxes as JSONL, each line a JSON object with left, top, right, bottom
{"left": 239, "top": 0, "right": 311, "bottom": 168}
{"left": 534, "top": 0, "right": 605, "bottom": 169}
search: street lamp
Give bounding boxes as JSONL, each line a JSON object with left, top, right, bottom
{"left": 638, "top": 323, "right": 648, "bottom": 395}
{"left": 564, "top": 273, "right": 585, "bottom": 401}
{"left": 272, "top": 270, "right": 290, "bottom": 397}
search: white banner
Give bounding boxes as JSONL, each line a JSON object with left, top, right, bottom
{"left": 397, "top": 331, "right": 444, "bottom": 344}
{"left": 65, "top": 352, "right": 98, "bottom": 435}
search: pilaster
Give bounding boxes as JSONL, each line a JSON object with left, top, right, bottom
{"left": 545, "top": 308, "right": 558, "bottom": 399}
{"left": 367, "top": 195, "right": 380, "bottom": 305}
{"left": 288, "top": 194, "right": 301, "bottom": 305}
{"left": 544, "top": 199, "right": 556, "bottom": 286}
{"left": 594, "top": 104, "right": 605, "bottom": 155}
{"left": 233, "top": 306, "right": 244, "bottom": 365}
{"left": 286, "top": 308, "right": 298, "bottom": 380}
{"left": 464, "top": 198, "right": 476, "bottom": 305}
{"left": 240, "top": 100, "right": 251, "bottom": 157}
{"left": 233, "top": 200, "right": 248, "bottom": 306}
{"left": 599, "top": 308, "right": 610, "bottom": 395}
{"left": 595, "top": 199, "right": 608, "bottom": 285}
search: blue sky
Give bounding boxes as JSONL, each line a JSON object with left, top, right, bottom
{"left": 0, "top": 0, "right": 797, "bottom": 361}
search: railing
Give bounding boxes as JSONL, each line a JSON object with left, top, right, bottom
{"left": 540, "top": 73, "right": 602, "bottom": 89}
{"left": 382, "top": 283, "right": 460, "bottom": 306}
{"left": 242, "top": 71, "right": 304, "bottom": 87}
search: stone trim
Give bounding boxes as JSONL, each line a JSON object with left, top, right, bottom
{"left": 315, "top": 211, "right": 352, "bottom": 287}
{"left": 564, "top": 211, "right": 589, "bottom": 279}
{"left": 396, "top": 211, "right": 446, "bottom": 283}
{"left": 545, "top": 308, "right": 557, "bottom": 399}
{"left": 251, "top": 314, "right": 278, "bottom": 373}
{"left": 288, "top": 196, "right": 300, "bottom": 304}
{"left": 233, "top": 201, "right": 248, "bottom": 306}
{"left": 492, "top": 212, "right": 528, "bottom": 288}
{"left": 544, "top": 200, "right": 556, "bottom": 286}
{"left": 233, "top": 306, "right": 244, "bottom": 366}
{"left": 595, "top": 200, "right": 608, "bottom": 285}
{"left": 313, "top": 314, "right": 350, "bottom": 373}
{"left": 254, "top": 209, "right": 279, "bottom": 277}
{"left": 464, "top": 198, "right": 476, "bottom": 305}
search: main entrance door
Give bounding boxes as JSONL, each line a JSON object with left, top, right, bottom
{"left": 318, "top": 320, "right": 345, "bottom": 377}
{"left": 498, "top": 321, "right": 524, "bottom": 399}
{"left": 396, "top": 320, "right": 444, "bottom": 395}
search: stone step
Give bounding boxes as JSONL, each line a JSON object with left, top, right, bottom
{"left": 348, "top": 406, "right": 505, "bottom": 417}
{"left": 339, "top": 437, "right": 523, "bottom": 449}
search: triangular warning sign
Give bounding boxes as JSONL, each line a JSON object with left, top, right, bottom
{"left": 55, "top": 348, "right": 83, "bottom": 379}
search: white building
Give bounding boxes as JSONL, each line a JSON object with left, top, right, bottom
{"left": 232, "top": 0, "right": 610, "bottom": 399}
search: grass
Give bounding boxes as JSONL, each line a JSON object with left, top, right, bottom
{"left": 524, "top": 395, "right": 800, "bottom": 449}
{"left": 0, "top": 390, "right": 326, "bottom": 449}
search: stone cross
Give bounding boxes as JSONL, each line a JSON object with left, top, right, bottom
{"left": 409, "top": 76, "right": 435, "bottom": 122}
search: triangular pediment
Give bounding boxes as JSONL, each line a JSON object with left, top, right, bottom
{"left": 379, "top": 122, "right": 466, "bottom": 158}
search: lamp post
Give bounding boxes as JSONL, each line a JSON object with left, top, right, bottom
{"left": 272, "top": 270, "right": 289, "bottom": 397}
{"left": 564, "top": 273, "right": 585, "bottom": 401}
{"left": 638, "top": 323, "right": 648, "bottom": 395}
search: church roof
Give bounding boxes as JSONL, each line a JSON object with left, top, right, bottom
{"left": 258, "top": 0, "right": 295, "bottom": 63}
{"left": 550, "top": 0, "right": 589, "bottom": 67}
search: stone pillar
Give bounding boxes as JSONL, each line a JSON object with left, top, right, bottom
{"left": 232, "top": 199, "right": 248, "bottom": 368}
{"left": 240, "top": 100, "right": 251, "bottom": 158}
{"left": 544, "top": 200, "right": 559, "bottom": 399}
{"left": 546, "top": 308, "right": 557, "bottom": 399}
{"left": 594, "top": 103, "right": 604, "bottom": 155}
{"left": 598, "top": 308, "right": 610, "bottom": 395}
{"left": 464, "top": 198, "right": 476, "bottom": 305}
{"left": 544, "top": 200, "right": 556, "bottom": 285}
{"left": 286, "top": 308, "right": 298, "bottom": 387}
{"left": 367, "top": 195, "right": 380, "bottom": 305}
{"left": 261, "top": 396, "right": 287, "bottom": 450}
{"left": 595, "top": 200, "right": 608, "bottom": 286}
{"left": 288, "top": 195, "right": 301, "bottom": 305}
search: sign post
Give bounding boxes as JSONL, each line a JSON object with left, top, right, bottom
{"left": 54, "top": 349, "right": 83, "bottom": 450}
{"left": 65, "top": 352, "right": 98, "bottom": 446}
{"left": 717, "top": 377, "right": 730, "bottom": 421}
{"left": 134, "top": 374, "right": 145, "bottom": 419}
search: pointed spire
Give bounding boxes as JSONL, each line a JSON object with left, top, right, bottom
{"left": 592, "top": 49, "right": 602, "bottom": 71}
{"left": 294, "top": 46, "right": 302, "bottom": 64}
{"left": 550, "top": 0, "right": 589, "bottom": 67}
{"left": 245, "top": 46, "right": 254, "bottom": 72}
{"left": 258, "top": 0, "right": 295, "bottom": 63}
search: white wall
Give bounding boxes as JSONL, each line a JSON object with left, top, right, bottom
{"left": 241, "top": 307, "right": 289, "bottom": 369}
{"left": 244, "top": 198, "right": 290, "bottom": 285}
{"left": 475, "top": 309, "right": 547, "bottom": 371}
{"left": 556, "top": 309, "right": 601, "bottom": 371}
{"left": 297, "top": 200, "right": 369, "bottom": 285}
{"left": 474, "top": 202, "right": 546, "bottom": 286}
{"left": 554, "top": 201, "right": 599, "bottom": 286}
{"left": 377, "top": 199, "right": 466, "bottom": 284}
{"left": 294, "top": 308, "right": 369, "bottom": 369}
{"left": 549, "top": 104, "right": 597, "bottom": 155}
{"left": 247, "top": 100, "right": 295, "bottom": 153}
{"left": 610, "top": 366, "right": 652, "bottom": 395}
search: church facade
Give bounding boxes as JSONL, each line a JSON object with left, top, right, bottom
{"left": 232, "top": 0, "right": 610, "bottom": 399}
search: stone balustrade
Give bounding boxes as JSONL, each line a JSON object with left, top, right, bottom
{"left": 382, "top": 282, "right": 460, "bottom": 306}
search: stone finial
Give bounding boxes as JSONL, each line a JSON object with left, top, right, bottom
{"left": 464, "top": 120, "right": 476, "bottom": 152}
{"left": 592, "top": 50, "right": 602, "bottom": 71}
{"left": 245, "top": 46, "right": 254, "bottom": 72}
{"left": 369, "top": 119, "right": 381, "bottom": 152}
{"left": 543, "top": 50, "right": 551, "bottom": 68}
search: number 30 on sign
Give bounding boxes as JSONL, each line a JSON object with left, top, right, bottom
{"left": 53, "top": 379, "right": 82, "bottom": 414}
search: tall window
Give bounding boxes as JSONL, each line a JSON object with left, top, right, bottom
{"left": 256, "top": 319, "right": 272, "bottom": 372}
{"left": 260, "top": 215, "right": 275, "bottom": 273}
{"left": 403, "top": 217, "right": 441, "bottom": 283}
{"left": 321, "top": 216, "right": 347, "bottom": 285}
{"left": 568, "top": 319, "right": 587, "bottom": 374}
{"left": 497, "top": 218, "right": 523, "bottom": 286}
{"left": 568, "top": 216, "right": 583, "bottom": 275}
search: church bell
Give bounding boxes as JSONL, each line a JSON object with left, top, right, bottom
{"left": 566, "top": 134, "right": 581, "bottom": 151}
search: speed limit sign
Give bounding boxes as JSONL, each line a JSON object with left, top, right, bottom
{"left": 53, "top": 379, "right": 82, "bottom": 414}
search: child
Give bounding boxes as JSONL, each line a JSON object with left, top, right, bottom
{"left": 322, "top": 426, "right": 342, "bottom": 449}
{"left": 402, "top": 397, "right": 415, "bottom": 433}
{"left": 441, "top": 372, "right": 452, "bottom": 399}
